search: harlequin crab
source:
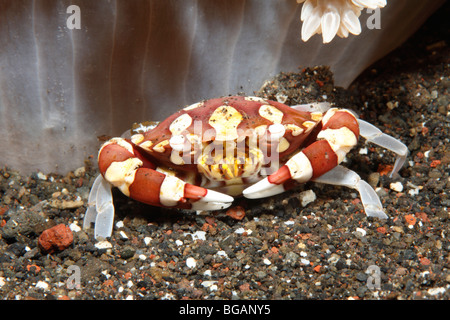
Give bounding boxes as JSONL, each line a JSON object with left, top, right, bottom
{"left": 84, "top": 96, "right": 408, "bottom": 239}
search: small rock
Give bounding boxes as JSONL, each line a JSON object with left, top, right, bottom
{"left": 226, "top": 206, "right": 246, "bottom": 220}
{"left": 95, "top": 240, "right": 112, "bottom": 250}
{"left": 285, "top": 251, "right": 299, "bottom": 263}
{"left": 390, "top": 182, "right": 403, "bottom": 192}
{"left": 404, "top": 214, "right": 416, "bottom": 227}
{"left": 386, "top": 100, "right": 398, "bottom": 110}
{"left": 299, "top": 190, "right": 316, "bottom": 206}
{"left": 35, "top": 280, "right": 49, "bottom": 291}
{"left": 437, "top": 104, "right": 447, "bottom": 115}
{"left": 428, "top": 287, "right": 445, "bottom": 296}
{"left": 445, "top": 274, "right": 450, "bottom": 283}
{"left": 356, "top": 272, "right": 368, "bottom": 282}
{"left": 300, "top": 258, "right": 310, "bottom": 265}
{"left": 36, "top": 172, "right": 47, "bottom": 180}
{"left": 143, "top": 236, "right": 152, "bottom": 246}
{"left": 69, "top": 222, "right": 81, "bottom": 233}
{"left": 355, "top": 228, "right": 367, "bottom": 237}
{"left": 395, "top": 267, "right": 408, "bottom": 276}
{"left": 76, "top": 231, "right": 89, "bottom": 244}
{"left": 48, "top": 199, "right": 84, "bottom": 209}
{"left": 356, "top": 286, "right": 368, "bottom": 298}
{"left": 120, "top": 246, "right": 136, "bottom": 260}
{"left": 23, "top": 247, "right": 41, "bottom": 259}
{"left": 38, "top": 224, "right": 74, "bottom": 253}
{"left": 368, "top": 172, "right": 380, "bottom": 188}
{"left": 186, "top": 257, "right": 197, "bottom": 269}
{"left": 1, "top": 209, "right": 46, "bottom": 242}
{"left": 74, "top": 167, "right": 86, "bottom": 177}
{"left": 430, "top": 90, "right": 438, "bottom": 99}
{"left": 327, "top": 253, "right": 341, "bottom": 265}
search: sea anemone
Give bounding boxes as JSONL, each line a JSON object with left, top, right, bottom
{"left": 297, "top": 0, "right": 387, "bottom": 43}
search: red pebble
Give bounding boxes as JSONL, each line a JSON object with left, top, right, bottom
{"left": 226, "top": 206, "right": 246, "bottom": 220}
{"left": 38, "top": 224, "right": 73, "bottom": 253}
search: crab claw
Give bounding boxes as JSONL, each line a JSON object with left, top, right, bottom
{"left": 183, "top": 184, "right": 234, "bottom": 210}
{"left": 243, "top": 138, "right": 337, "bottom": 199}
{"left": 242, "top": 177, "right": 286, "bottom": 199}
{"left": 83, "top": 173, "right": 233, "bottom": 240}
{"left": 244, "top": 107, "right": 364, "bottom": 200}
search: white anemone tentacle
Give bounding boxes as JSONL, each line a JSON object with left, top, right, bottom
{"left": 297, "top": 0, "right": 387, "bottom": 43}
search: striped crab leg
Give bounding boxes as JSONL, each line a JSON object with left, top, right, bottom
{"left": 97, "top": 137, "right": 234, "bottom": 210}
{"left": 243, "top": 107, "right": 360, "bottom": 198}
{"left": 243, "top": 107, "right": 408, "bottom": 219}
{"left": 84, "top": 137, "right": 233, "bottom": 239}
{"left": 292, "top": 102, "right": 408, "bottom": 177}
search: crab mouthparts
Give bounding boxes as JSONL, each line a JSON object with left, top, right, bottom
{"left": 197, "top": 139, "right": 265, "bottom": 182}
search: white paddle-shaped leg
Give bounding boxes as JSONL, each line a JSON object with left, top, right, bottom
{"left": 313, "top": 165, "right": 388, "bottom": 219}
{"left": 358, "top": 119, "right": 408, "bottom": 177}
{"left": 290, "top": 102, "right": 331, "bottom": 113}
{"left": 83, "top": 174, "right": 115, "bottom": 240}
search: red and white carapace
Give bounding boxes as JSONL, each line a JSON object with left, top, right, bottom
{"left": 84, "top": 96, "right": 408, "bottom": 239}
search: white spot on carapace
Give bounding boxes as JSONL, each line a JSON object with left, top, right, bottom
{"left": 311, "top": 112, "right": 323, "bottom": 122}
{"left": 284, "top": 124, "right": 304, "bottom": 136}
{"left": 153, "top": 140, "right": 169, "bottom": 153}
{"left": 131, "top": 134, "right": 144, "bottom": 145}
{"left": 139, "top": 141, "right": 153, "bottom": 152}
{"left": 170, "top": 152, "right": 185, "bottom": 165}
{"left": 302, "top": 121, "right": 317, "bottom": 132}
{"left": 169, "top": 113, "right": 193, "bottom": 135}
{"left": 159, "top": 175, "right": 186, "bottom": 207}
{"left": 277, "top": 137, "right": 290, "bottom": 153}
{"left": 286, "top": 152, "right": 313, "bottom": 183}
{"left": 254, "top": 125, "right": 268, "bottom": 136}
{"left": 259, "top": 105, "right": 284, "bottom": 124}
{"left": 317, "top": 127, "right": 358, "bottom": 163}
{"left": 183, "top": 102, "right": 204, "bottom": 111}
{"left": 104, "top": 158, "right": 143, "bottom": 197}
{"left": 209, "top": 106, "right": 243, "bottom": 141}
{"left": 244, "top": 96, "right": 268, "bottom": 103}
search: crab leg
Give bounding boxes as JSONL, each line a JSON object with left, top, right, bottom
{"left": 358, "top": 119, "right": 408, "bottom": 177}
{"left": 243, "top": 108, "right": 359, "bottom": 198}
{"left": 98, "top": 137, "right": 234, "bottom": 211}
{"left": 313, "top": 165, "right": 388, "bottom": 219}
{"left": 290, "top": 102, "right": 331, "bottom": 113}
{"left": 83, "top": 173, "right": 115, "bottom": 240}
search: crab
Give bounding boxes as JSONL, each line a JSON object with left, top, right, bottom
{"left": 83, "top": 96, "right": 408, "bottom": 239}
